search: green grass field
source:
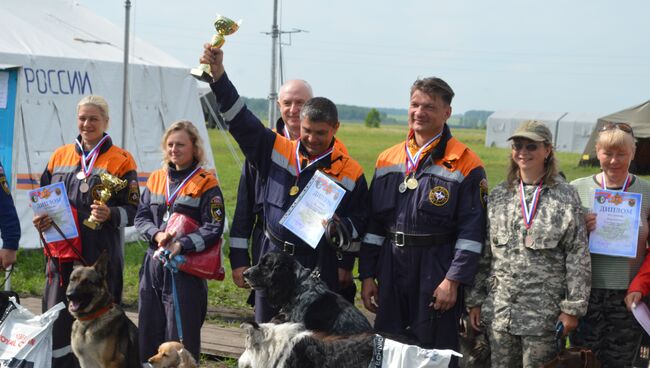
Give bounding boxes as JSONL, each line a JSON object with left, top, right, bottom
{"left": 9, "top": 124, "right": 635, "bottom": 311}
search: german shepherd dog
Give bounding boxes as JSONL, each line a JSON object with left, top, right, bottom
{"left": 66, "top": 251, "right": 139, "bottom": 367}
{"left": 243, "top": 251, "right": 372, "bottom": 335}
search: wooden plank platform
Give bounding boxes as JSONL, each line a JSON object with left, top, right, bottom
{"left": 19, "top": 297, "right": 246, "bottom": 359}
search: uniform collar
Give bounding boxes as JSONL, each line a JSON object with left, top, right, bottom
{"left": 413, "top": 124, "right": 452, "bottom": 167}
{"left": 167, "top": 161, "right": 199, "bottom": 180}
{"left": 74, "top": 133, "right": 112, "bottom": 155}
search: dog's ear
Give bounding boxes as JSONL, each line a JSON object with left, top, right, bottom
{"left": 177, "top": 348, "right": 197, "bottom": 368}
{"left": 93, "top": 250, "right": 109, "bottom": 277}
{"left": 240, "top": 321, "right": 260, "bottom": 331}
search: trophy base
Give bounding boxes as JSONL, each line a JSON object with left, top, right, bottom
{"left": 83, "top": 218, "right": 103, "bottom": 230}
{"left": 190, "top": 68, "right": 214, "bottom": 83}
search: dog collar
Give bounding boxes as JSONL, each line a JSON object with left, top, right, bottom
{"left": 78, "top": 303, "right": 114, "bottom": 321}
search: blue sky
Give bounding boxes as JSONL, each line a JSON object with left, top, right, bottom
{"left": 79, "top": 0, "right": 649, "bottom": 115}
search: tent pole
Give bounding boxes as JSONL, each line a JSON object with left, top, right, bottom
{"left": 267, "top": 0, "right": 279, "bottom": 128}
{"left": 554, "top": 112, "right": 567, "bottom": 149}
{"left": 122, "top": 0, "right": 131, "bottom": 148}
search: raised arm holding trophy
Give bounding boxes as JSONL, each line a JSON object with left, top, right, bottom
{"left": 191, "top": 14, "right": 240, "bottom": 83}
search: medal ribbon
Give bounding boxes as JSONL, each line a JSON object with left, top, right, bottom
{"left": 600, "top": 173, "right": 630, "bottom": 192}
{"left": 404, "top": 130, "right": 442, "bottom": 176}
{"left": 165, "top": 166, "right": 202, "bottom": 208}
{"left": 294, "top": 141, "right": 334, "bottom": 178}
{"left": 75, "top": 134, "right": 111, "bottom": 177}
{"left": 282, "top": 126, "right": 292, "bottom": 140}
{"left": 519, "top": 180, "right": 543, "bottom": 230}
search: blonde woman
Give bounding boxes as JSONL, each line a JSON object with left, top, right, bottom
{"left": 135, "top": 121, "right": 225, "bottom": 363}
{"left": 33, "top": 95, "right": 139, "bottom": 367}
{"left": 570, "top": 122, "right": 650, "bottom": 368}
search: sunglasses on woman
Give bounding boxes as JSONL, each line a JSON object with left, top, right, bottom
{"left": 511, "top": 142, "right": 541, "bottom": 152}
{"left": 600, "top": 122, "right": 634, "bottom": 137}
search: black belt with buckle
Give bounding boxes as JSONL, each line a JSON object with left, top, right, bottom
{"left": 389, "top": 231, "right": 454, "bottom": 247}
{"left": 264, "top": 228, "right": 315, "bottom": 256}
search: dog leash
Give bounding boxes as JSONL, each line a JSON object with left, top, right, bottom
{"left": 158, "top": 249, "right": 184, "bottom": 344}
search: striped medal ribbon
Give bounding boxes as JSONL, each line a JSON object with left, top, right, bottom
{"left": 289, "top": 141, "right": 333, "bottom": 196}
{"left": 519, "top": 179, "right": 543, "bottom": 247}
{"left": 163, "top": 166, "right": 202, "bottom": 221}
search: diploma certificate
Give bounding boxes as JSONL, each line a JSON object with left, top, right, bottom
{"left": 280, "top": 170, "right": 346, "bottom": 249}
{"left": 29, "top": 182, "right": 79, "bottom": 242}
{"left": 589, "top": 189, "right": 642, "bottom": 258}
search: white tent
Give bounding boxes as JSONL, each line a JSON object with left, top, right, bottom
{"left": 554, "top": 112, "right": 601, "bottom": 153}
{"left": 485, "top": 111, "right": 598, "bottom": 153}
{"left": 0, "top": 0, "right": 214, "bottom": 248}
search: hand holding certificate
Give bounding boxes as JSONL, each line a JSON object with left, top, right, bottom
{"left": 589, "top": 189, "right": 642, "bottom": 258}
{"left": 29, "top": 182, "right": 79, "bottom": 243}
{"left": 280, "top": 171, "right": 346, "bottom": 249}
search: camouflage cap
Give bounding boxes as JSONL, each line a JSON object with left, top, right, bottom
{"left": 508, "top": 120, "right": 552, "bottom": 143}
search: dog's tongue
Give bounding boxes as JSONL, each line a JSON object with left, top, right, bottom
{"left": 69, "top": 300, "right": 80, "bottom": 312}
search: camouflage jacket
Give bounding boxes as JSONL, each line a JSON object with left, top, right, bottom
{"left": 466, "top": 178, "right": 591, "bottom": 335}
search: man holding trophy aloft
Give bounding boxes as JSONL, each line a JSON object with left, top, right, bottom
{"left": 32, "top": 95, "right": 139, "bottom": 368}
{"left": 200, "top": 42, "right": 369, "bottom": 308}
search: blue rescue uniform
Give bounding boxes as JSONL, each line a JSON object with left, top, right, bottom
{"left": 135, "top": 163, "right": 225, "bottom": 362}
{"left": 360, "top": 125, "right": 487, "bottom": 358}
{"left": 211, "top": 73, "right": 367, "bottom": 321}
{"left": 0, "top": 161, "right": 20, "bottom": 251}
{"left": 229, "top": 119, "right": 289, "bottom": 311}
{"left": 41, "top": 135, "right": 139, "bottom": 367}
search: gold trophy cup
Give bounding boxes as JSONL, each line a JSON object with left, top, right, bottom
{"left": 191, "top": 14, "right": 241, "bottom": 83}
{"left": 83, "top": 173, "right": 127, "bottom": 230}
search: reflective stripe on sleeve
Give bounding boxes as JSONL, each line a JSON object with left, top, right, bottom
{"left": 455, "top": 238, "right": 482, "bottom": 253}
{"left": 230, "top": 237, "right": 248, "bottom": 249}
{"left": 188, "top": 233, "right": 205, "bottom": 252}
{"left": 117, "top": 207, "right": 128, "bottom": 227}
{"left": 223, "top": 97, "right": 245, "bottom": 122}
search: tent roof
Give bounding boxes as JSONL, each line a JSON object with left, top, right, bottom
{"left": 0, "top": 0, "right": 185, "bottom": 67}
{"left": 487, "top": 110, "right": 567, "bottom": 121}
{"left": 598, "top": 100, "right": 650, "bottom": 138}
{"left": 581, "top": 100, "right": 650, "bottom": 160}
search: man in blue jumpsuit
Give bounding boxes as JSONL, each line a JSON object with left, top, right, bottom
{"left": 201, "top": 46, "right": 367, "bottom": 310}
{"left": 229, "top": 79, "right": 313, "bottom": 321}
{"left": 359, "top": 77, "right": 487, "bottom": 366}
{"left": 0, "top": 161, "right": 20, "bottom": 269}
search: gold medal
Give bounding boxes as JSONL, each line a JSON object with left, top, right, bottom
{"left": 289, "top": 185, "right": 299, "bottom": 196}
{"left": 406, "top": 177, "right": 418, "bottom": 190}
{"left": 398, "top": 182, "right": 407, "bottom": 193}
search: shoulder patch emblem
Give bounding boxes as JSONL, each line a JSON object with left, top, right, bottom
{"left": 210, "top": 196, "right": 224, "bottom": 222}
{"left": 1, "top": 177, "right": 10, "bottom": 196}
{"left": 429, "top": 186, "right": 449, "bottom": 206}
{"left": 128, "top": 180, "right": 140, "bottom": 205}
{"left": 479, "top": 178, "right": 489, "bottom": 208}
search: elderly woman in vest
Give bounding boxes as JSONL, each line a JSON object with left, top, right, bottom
{"left": 570, "top": 122, "right": 650, "bottom": 367}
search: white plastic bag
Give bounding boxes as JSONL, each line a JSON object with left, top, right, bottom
{"left": 0, "top": 297, "right": 64, "bottom": 368}
{"left": 371, "top": 335, "right": 462, "bottom": 368}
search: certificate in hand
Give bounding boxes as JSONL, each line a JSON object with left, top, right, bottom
{"left": 280, "top": 170, "right": 346, "bottom": 249}
{"left": 589, "top": 189, "right": 642, "bottom": 258}
{"left": 29, "top": 182, "right": 79, "bottom": 242}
